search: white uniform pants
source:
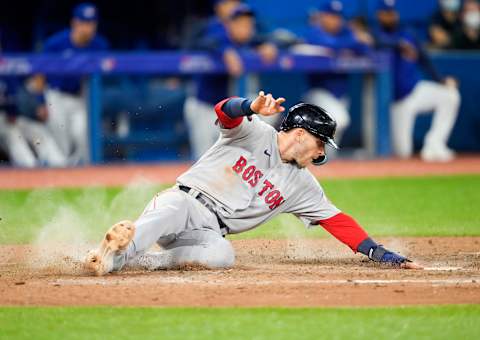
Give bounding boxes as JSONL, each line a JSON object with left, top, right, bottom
{"left": 45, "top": 89, "right": 89, "bottom": 165}
{"left": 0, "top": 113, "right": 34, "bottom": 167}
{"left": 15, "top": 117, "right": 67, "bottom": 167}
{"left": 124, "top": 187, "right": 235, "bottom": 270}
{"left": 0, "top": 114, "right": 66, "bottom": 167}
{"left": 184, "top": 97, "right": 220, "bottom": 159}
{"left": 304, "top": 89, "right": 350, "bottom": 145}
{"left": 391, "top": 81, "right": 460, "bottom": 158}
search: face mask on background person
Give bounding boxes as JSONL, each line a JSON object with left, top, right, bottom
{"left": 464, "top": 10, "right": 480, "bottom": 29}
{"left": 441, "top": 0, "right": 461, "bottom": 12}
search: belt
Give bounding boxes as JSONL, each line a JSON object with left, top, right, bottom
{"left": 178, "top": 185, "right": 229, "bottom": 237}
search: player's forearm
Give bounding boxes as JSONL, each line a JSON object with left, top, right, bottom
{"left": 214, "top": 97, "right": 255, "bottom": 129}
{"left": 317, "top": 212, "right": 368, "bottom": 252}
{"left": 222, "top": 97, "right": 255, "bottom": 118}
{"left": 318, "top": 213, "right": 410, "bottom": 266}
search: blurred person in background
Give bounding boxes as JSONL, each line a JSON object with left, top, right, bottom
{"left": 451, "top": 0, "right": 480, "bottom": 49}
{"left": 42, "top": 3, "right": 109, "bottom": 165}
{"left": 182, "top": 0, "right": 242, "bottom": 49}
{"left": 303, "top": 0, "right": 373, "bottom": 148}
{"left": 374, "top": 0, "right": 460, "bottom": 162}
{"left": 0, "top": 75, "right": 66, "bottom": 168}
{"left": 429, "top": 0, "right": 462, "bottom": 48}
{"left": 0, "top": 78, "right": 35, "bottom": 167}
{"left": 0, "top": 26, "right": 35, "bottom": 166}
{"left": 206, "top": 0, "right": 242, "bottom": 36}
{"left": 13, "top": 75, "right": 67, "bottom": 167}
{"left": 184, "top": 4, "right": 278, "bottom": 159}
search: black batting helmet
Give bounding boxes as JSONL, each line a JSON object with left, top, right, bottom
{"left": 280, "top": 102, "right": 338, "bottom": 165}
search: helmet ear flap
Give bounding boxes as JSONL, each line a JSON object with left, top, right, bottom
{"left": 312, "top": 155, "right": 327, "bottom": 166}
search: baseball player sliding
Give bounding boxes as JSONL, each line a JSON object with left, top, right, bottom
{"left": 85, "top": 91, "right": 422, "bottom": 275}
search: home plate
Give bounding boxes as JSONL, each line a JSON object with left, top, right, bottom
{"left": 423, "top": 266, "right": 462, "bottom": 271}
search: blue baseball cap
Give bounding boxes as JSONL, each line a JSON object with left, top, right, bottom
{"left": 229, "top": 3, "right": 254, "bottom": 20}
{"left": 377, "top": 0, "right": 397, "bottom": 11}
{"left": 72, "top": 3, "right": 98, "bottom": 22}
{"left": 319, "top": 0, "right": 344, "bottom": 15}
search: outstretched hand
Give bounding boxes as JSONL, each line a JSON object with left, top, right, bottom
{"left": 250, "top": 91, "right": 286, "bottom": 116}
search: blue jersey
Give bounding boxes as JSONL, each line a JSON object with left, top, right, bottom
{"left": 204, "top": 17, "right": 227, "bottom": 37}
{"left": 304, "top": 25, "right": 370, "bottom": 98}
{"left": 43, "top": 29, "right": 109, "bottom": 94}
{"left": 14, "top": 84, "right": 46, "bottom": 121}
{"left": 190, "top": 17, "right": 229, "bottom": 104}
{"left": 374, "top": 27, "right": 422, "bottom": 100}
{"left": 194, "top": 29, "right": 264, "bottom": 105}
{"left": 0, "top": 30, "right": 23, "bottom": 115}
{"left": 0, "top": 77, "right": 21, "bottom": 115}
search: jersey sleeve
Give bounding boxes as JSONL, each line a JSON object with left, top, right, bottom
{"left": 341, "top": 27, "right": 371, "bottom": 54}
{"left": 42, "top": 34, "right": 60, "bottom": 52}
{"left": 93, "top": 35, "right": 110, "bottom": 50}
{"left": 287, "top": 171, "right": 341, "bottom": 227}
{"left": 315, "top": 213, "right": 369, "bottom": 252}
{"left": 42, "top": 29, "right": 70, "bottom": 52}
{"left": 214, "top": 97, "right": 243, "bottom": 128}
{"left": 214, "top": 97, "right": 272, "bottom": 141}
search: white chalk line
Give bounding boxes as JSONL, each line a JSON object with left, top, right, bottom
{"left": 423, "top": 266, "right": 463, "bottom": 271}
{"left": 49, "top": 277, "right": 480, "bottom": 287}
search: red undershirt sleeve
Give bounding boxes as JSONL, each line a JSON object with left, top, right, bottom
{"left": 316, "top": 212, "right": 369, "bottom": 252}
{"left": 214, "top": 97, "right": 243, "bottom": 129}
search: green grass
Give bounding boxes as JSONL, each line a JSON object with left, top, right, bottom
{"left": 0, "top": 175, "right": 479, "bottom": 244}
{"left": 0, "top": 305, "right": 479, "bottom": 339}
{"left": 1, "top": 178, "right": 479, "bottom": 340}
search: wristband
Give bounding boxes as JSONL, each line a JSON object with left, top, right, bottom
{"left": 358, "top": 237, "right": 410, "bottom": 265}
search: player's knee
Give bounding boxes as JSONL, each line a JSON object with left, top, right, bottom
{"left": 205, "top": 237, "right": 235, "bottom": 268}
{"left": 144, "top": 190, "right": 189, "bottom": 216}
{"left": 449, "top": 88, "right": 461, "bottom": 107}
{"left": 440, "top": 86, "right": 461, "bottom": 107}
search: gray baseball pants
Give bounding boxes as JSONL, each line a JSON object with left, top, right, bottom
{"left": 121, "top": 187, "right": 235, "bottom": 270}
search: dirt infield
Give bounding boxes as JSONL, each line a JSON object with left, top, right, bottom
{"left": 1, "top": 157, "right": 479, "bottom": 307}
{"left": 1, "top": 237, "right": 479, "bottom": 307}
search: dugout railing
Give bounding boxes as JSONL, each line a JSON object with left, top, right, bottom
{"left": 0, "top": 51, "right": 392, "bottom": 163}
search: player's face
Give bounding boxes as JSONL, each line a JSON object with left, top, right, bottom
{"left": 377, "top": 10, "right": 399, "bottom": 30}
{"left": 320, "top": 13, "right": 343, "bottom": 34}
{"left": 28, "top": 74, "right": 45, "bottom": 92}
{"left": 227, "top": 16, "right": 255, "bottom": 44}
{"left": 216, "top": 0, "right": 241, "bottom": 20}
{"left": 293, "top": 130, "right": 326, "bottom": 168}
{"left": 72, "top": 19, "right": 97, "bottom": 44}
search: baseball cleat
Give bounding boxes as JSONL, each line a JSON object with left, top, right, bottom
{"left": 84, "top": 220, "right": 135, "bottom": 276}
{"left": 420, "top": 145, "right": 455, "bottom": 163}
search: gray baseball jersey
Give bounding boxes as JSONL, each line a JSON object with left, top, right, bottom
{"left": 177, "top": 115, "right": 340, "bottom": 234}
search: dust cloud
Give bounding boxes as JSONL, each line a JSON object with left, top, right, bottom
{"left": 275, "top": 214, "right": 352, "bottom": 263}
{"left": 26, "top": 177, "right": 159, "bottom": 274}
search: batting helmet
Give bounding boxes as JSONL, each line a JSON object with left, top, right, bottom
{"left": 280, "top": 102, "right": 338, "bottom": 165}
